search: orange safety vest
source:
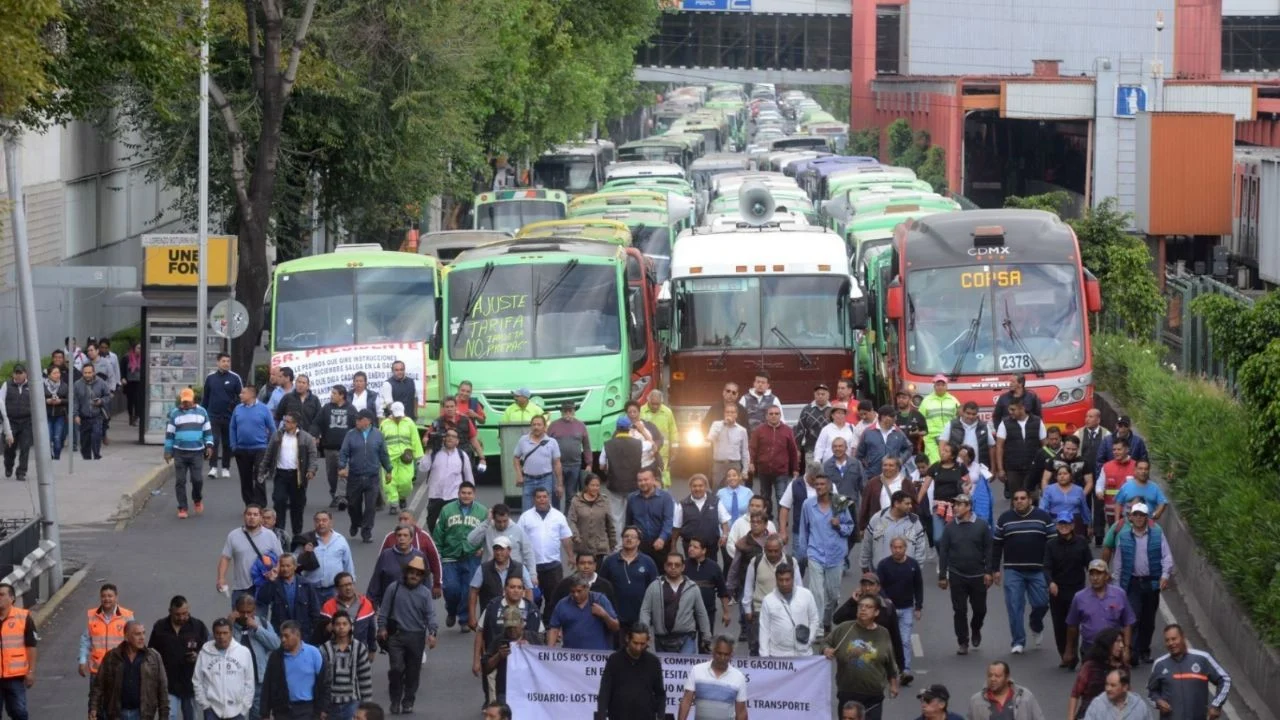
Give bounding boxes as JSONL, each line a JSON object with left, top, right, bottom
{"left": 86, "top": 605, "right": 132, "bottom": 674}
{"left": 0, "top": 607, "right": 31, "bottom": 679}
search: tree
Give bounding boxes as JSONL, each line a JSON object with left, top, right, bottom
{"left": 886, "top": 119, "right": 913, "bottom": 166}
{"left": 1190, "top": 291, "right": 1280, "bottom": 372}
{"left": 847, "top": 128, "right": 879, "bottom": 158}
{"left": 0, "top": 0, "right": 62, "bottom": 120}
{"left": 1005, "top": 192, "right": 1069, "bottom": 215}
{"left": 918, "top": 146, "right": 946, "bottom": 194}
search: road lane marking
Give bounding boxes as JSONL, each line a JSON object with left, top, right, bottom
{"left": 912, "top": 633, "right": 923, "bottom": 658}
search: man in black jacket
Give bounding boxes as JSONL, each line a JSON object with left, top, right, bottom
{"left": 1043, "top": 510, "right": 1092, "bottom": 668}
{"left": 275, "top": 374, "right": 322, "bottom": 430}
{"left": 474, "top": 574, "right": 542, "bottom": 706}
{"left": 936, "top": 495, "right": 993, "bottom": 655}
{"left": 147, "top": 595, "right": 209, "bottom": 720}
{"left": 601, "top": 421, "right": 644, "bottom": 547}
{"left": 379, "top": 362, "right": 417, "bottom": 421}
{"left": 991, "top": 373, "right": 1042, "bottom": 427}
{"left": 202, "top": 352, "right": 243, "bottom": 479}
{"left": 314, "top": 385, "right": 354, "bottom": 510}
{"left": 596, "top": 624, "right": 665, "bottom": 720}
{"left": 261, "top": 620, "right": 328, "bottom": 719}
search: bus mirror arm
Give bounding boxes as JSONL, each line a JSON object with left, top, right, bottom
{"left": 850, "top": 297, "right": 869, "bottom": 330}
{"left": 655, "top": 298, "right": 672, "bottom": 332}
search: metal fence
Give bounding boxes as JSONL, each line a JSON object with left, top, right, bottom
{"left": 1159, "top": 273, "right": 1255, "bottom": 386}
{"left": 0, "top": 518, "right": 42, "bottom": 604}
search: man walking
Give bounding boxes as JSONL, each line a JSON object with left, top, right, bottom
{"left": 546, "top": 575, "right": 619, "bottom": 650}
{"left": 338, "top": 410, "right": 393, "bottom": 543}
{"left": 314, "top": 385, "right": 354, "bottom": 510}
{"left": 380, "top": 510, "right": 445, "bottom": 598}
{"left": 596, "top": 625, "right": 665, "bottom": 720}
{"left": 599, "top": 528, "right": 660, "bottom": 640}
{"left": 941, "top": 401, "right": 992, "bottom": 470}
{"left": 856, "top": 406, "right": 913, "bottom": 488}
{"left": 434, "top": 481, "right": 487, "bottom": 630}
{"left": 876, "top": 537, "right": 924, "bottom": 683}
{"left": 380, "top": 402, "right": 422, "bottom": 515}
{"left": 624, "top": 469, "right": 675, "bottom": 571}
{"left": 74, "top": 363, "right": 111, "bottom": 460}
{"left": 707, "top": 404, "right": 749, "bottom": 486}
{"left": 473, "top": 575, "right": 539, "bottom": 706}
{"left": 548, "top": 402, "right": 592, "bottom": 500}
{"left": 376, "top": 556, "right": 438, "bottom": 715}
{"left": 377, "top": 361, "right": 418, "bottom": 421}
{"left": 260, "top": 620, "right": 326, "bottom": 720}
{"left": 1063, "top": 560, "right": 1136, "bottom": 667}
{"left": 424, "top": 428, "right": 475, "bottom": 532}
{"left": 467, "top": 537, "right": 535, "bottom": 633}
{"left": 80, "top": 584, "right": 134, "bottom": 694}
{"left": 796, "top": 474, "right": 855, "bottom": 637}
{"left": 94, "top": 339, "right": 121, "bottom": 442}
{"left": 466, "top": 505, "right": 534, "bottom": 571}
{"left": 348, "top": 373, "right": 377, "bottom": 417}
{"left": 518, "top": 487, "right": 574, "bottom": 617}
{"left": 0, "top": 366, "right": 35, "bottom": 482}
{"left": 192, "top": 618, "right": 255, "bottom": 720}
{"left": 274, "top": 374, "right": 321, "bottom": 430}
{"left": 740, "top": 534, "right": 802, "bottom": 656}
{"left": 919, "top": 375, "right": 960, "bottom": 464}
{"left": 230, "top": 594, "right": 280, "bottom": 720}
{"left": 1045, "top": 510, "right": 1093, "bottom": 667}
{"left": 164, "top": 388, "right": 214, "bottom": 519}
{"left": 231, "top": 387, "right": 276, "bottom": 507}
{"left": 1148, "top": 624, "right": 1232, "bottom": 720}
{"left": 966, "top": 661, "right": 1046, "bottom": 720}
{"left": 750, "top": 405, "right": 800, "bottom": 510}
{"left": 937, "top": 495, "right": 992, "bottom": 654}
{"left": 259, "top": 413, "right": 320, "bottom": 536}
{"left": 640, "top": 391, "right": 677, "bottom": 488}
{"left": 793, "top": 383, "right": 832, "bottom": 461}
{"left": 299, "top": 510, "right": 356, "bottom": 603}
{"left": 217, "top": 505, "right": 285, "bottom": 609}
{"left": 513, "top": 414, "right": 563, "bottom": 509}
{"left": 601, "top": 418, "right": 645, "bottom": 545}
{"left": 319, "top": 572, "right": 378, "bottom": 651}
{"left": 758, "top": 563, "right": 819, "bottom": 657}
{"left": 1107, "top": 503, "right": 1173, "bottom": 665}
{"left": 256, "top": 554, "right": 321, "bottom": 640}
{"left": 992, "top": 373, "right": 1043, "bottom": 426}
{"left": 861, "top": 490, "right": 928, "bottom": 572}
{"left": 678, "top": 636, "right": 749, "bottom": 720}
{"left": 814, "top": 405, "right": 856, "bottom": 465}
{"left": 0, "top": 583, "right": 37, "bottom": 720}
{"left": 88, "top": 621, "right": 169, "bottom": 720}
{"left": 148, "top": 596, "right": 209, "bottom": 720}
{"left": 203, "top": 353, "right": 243, "bottom": 479}
{"left": 638, "top": 553, "right": 711, "bottom": 654}
{"left": 991, "top": 489, "right": 1055, "bottom": 655}
{"left": 994, "top": 399, "right": 1046, "bottom": 501}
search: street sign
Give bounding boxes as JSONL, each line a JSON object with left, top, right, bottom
{"left": 209, "top": 298, "right": 250, "bottom": 339}
{"left": 681, "top": 0, "right": 751, "bottom": 10}
{"left": 1115, "top": 85, "right": 1148, "bottom": 118}
{"left": 141, "top": 233, "right": 199, "bottom": 247}
{"left": 142, "top": 235, "right": 238, "bottom": 288}
{"left": 5, "top": 265, "right": 137, "bottom": 289}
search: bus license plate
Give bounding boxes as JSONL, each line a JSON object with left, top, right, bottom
{"left": 999, "top": 353, "right": 1034, "bottom": 371}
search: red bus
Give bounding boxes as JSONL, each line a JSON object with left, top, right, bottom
{"left": 883, "top": 210, "right": 1102, "bottom": 433}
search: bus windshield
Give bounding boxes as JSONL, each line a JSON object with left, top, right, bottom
{"left": 674, "top": 275, "right": 850, "bottom": 350}
{"left": 633, "top": 226, "right": 673, "bottom": 282}
{"left": 274, "top": 266, "right": 436, "bottom": 351}
{"left": 474, "top": 201, "right": 565, "bottom": 233}
{"left": 449, "top": 263, "right": 621, "bottom": 360}
{"left": 533, "top": 159, "right": 598, "bottom": 194}
{"left": 905, "top": 263, "right": 1086, "bottom": 375}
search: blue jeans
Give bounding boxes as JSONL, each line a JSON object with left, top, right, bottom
{"left": 808, "top": 562, "right": 844, "bottom": 632}
{"left": 169, "top": 694, "right": 195, "bottom": 720}
{"left": 561, "top": 467, "right": 583, "bottom": 509}
{"left": 326, "top": 700, "right": 357, "bottom": 720}
{"left": 0, "top": 677, "right": 28, "bottom": 720}
{"left": 443, "top": 556, "right": 480, "bottom": 623}
{"left": 247, "top": 682, "right": 262, "bottom": 720}
{"left": 1003, "top": 568, "right": 1049, "bottom": 647}
{"left": 522, "top": 472, "right": 555, "bottom": 510}
{"left": 78, "top": 415, "right": 103, "bottom": 459}
{"left": 931, "top": 514, "right": 947, "bottom": 547}
{"left": 48, "top": 416, "right": 67, "bottom": 459}
{"left": 896, "top": 607, "right": 915, "bottom": 672}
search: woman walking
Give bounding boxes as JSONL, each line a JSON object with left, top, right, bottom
{"left": 125, "top": 342, "right": 143, "bottom": 425}
{"left": 320, "top": 610, "right": 374, "bottom": 720}
{"left": 44, "top": 365, "right": 69, "bottom": 459}
{"left": 567, "top": 474, "right": 615, "bottom": 565}
{"left": 1068, "top": 628, "right": 1131, "bottom": 719}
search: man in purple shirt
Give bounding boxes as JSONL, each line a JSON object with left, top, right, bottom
{"left": 1063, "top": 559, "right": 1136, "bottom": 667}
{"left": 548, "top": 402, "right": 592, "bottom": 509}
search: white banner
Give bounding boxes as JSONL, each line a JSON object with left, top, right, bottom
{"left": 269, "top": 342, "right": 428, "bottom": 404}
{"left": 507, "top": 645, "right": 832, "bottom": 719}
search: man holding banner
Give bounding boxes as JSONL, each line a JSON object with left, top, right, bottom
{"left": 596, "top": 625, "right": 665, "bottom": 720}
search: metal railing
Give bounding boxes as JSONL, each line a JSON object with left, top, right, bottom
{"left": 1160, "top": 272, "right": 1255, "bottom": 386}
{"left": 0, "top": 518, "right": 56, "bottom": 605}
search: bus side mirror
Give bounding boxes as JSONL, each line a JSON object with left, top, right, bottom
{"left": 886, "top": 284, "right": 904, "bottom": 321}
{"left": 850, "top": 297, "right": 868, "bottom": 330}
{"left": 430, "top": 297, "right": 444, "bottom": 356}
{"left": 655, "top": 298, "right": 671, "bottom": 332}
{"left": 1084, "top": 272, "right": 1103, "bottom": 313}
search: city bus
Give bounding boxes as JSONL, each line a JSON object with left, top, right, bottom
{"left": 663, "top": 225, "right": 866, "bottom": 460}
{"left": 441, "top": 236, "right": 661, "bottom": 465}
{"left": 880, "top": 209, "right": 1102, "bottom": 432}
{"left": 269, "top": 245, "right": 442, "bottom": 424}
{"left": 532, "top": 141, "right": 615, "bottom": 198}
{"left": 471, "top": 189, "right": 568, "bottom": 234}
{"left": 515, "top": 219, "right": 632, "bottom": 246}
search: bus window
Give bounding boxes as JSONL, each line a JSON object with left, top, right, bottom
{"left": 674, "top": 277, "right": 762, "bottom": 349}
{"left": 274, "top": 267, "right": 437, "bottom": 351}
{"left": 474, "top": 201, "right": 566, "bottom": 233}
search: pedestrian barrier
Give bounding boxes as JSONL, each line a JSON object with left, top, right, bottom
{"left": 0, "top": 539, "right": 59, "bottom": 600}
{"left": 1160, "top": 272, "right": 1254, "bottom": 386}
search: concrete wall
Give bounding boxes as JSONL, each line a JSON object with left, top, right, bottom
{"left": 905, "top": 0, "right": 1176, "bottom": 77}
{"left": 1223, "top": 0, "right": 1279, "bottom": 14}
{"left": 1093, "top": 57, "right": 1146, "bottom": 222}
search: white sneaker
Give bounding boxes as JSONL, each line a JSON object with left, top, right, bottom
{"left": 1032, "top": 631, "right": 1043, "bottom": 648}
{"left": 1011, "top": 644, "right": 1025, "bottom": 655}
{"left": 207, "top": 468, "right": 218, "bottom": 478}
{"left": 220, "top": 468, "right": 231, "bottom": 478}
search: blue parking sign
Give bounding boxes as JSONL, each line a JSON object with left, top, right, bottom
{"left": 1115, "top": 85, "right": 1148, "bottom": 118}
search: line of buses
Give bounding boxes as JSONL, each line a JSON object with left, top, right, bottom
{"left": 266, "top": 83, "right": 1102, "bottom": 491}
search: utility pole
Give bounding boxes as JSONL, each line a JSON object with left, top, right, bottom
{"left": 4, "top": 133, "right": 64, "bottom": 593}
{"left": 196, "top": 0, "right": 211, "bottom": 384}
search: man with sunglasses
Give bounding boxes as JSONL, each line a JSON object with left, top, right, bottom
{"left": 701, "top": 383, "right": 740, "bottom": 436}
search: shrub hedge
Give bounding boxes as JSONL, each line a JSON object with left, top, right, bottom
{"left": 1093, "top": 333, "right": 1280, "bottom": 646}
{"left": 0, "top": 324, "right": 144, "bottom": 379}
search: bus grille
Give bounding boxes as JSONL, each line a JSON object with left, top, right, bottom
{"left": 482, "top": 389, "right": 593, "bottom": 414}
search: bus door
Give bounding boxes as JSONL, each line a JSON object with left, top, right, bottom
{"left": 623, "top": 247, "right": 659, "bottom": 400}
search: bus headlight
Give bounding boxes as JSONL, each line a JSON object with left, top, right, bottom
{"left": 684, "top": 429, "right": 705, "bottom": 447}
{"left": 1057, "top": 391, "right": 1070, "bottom": 403}
{"left": 1070, "top": 388, "right": 1085, "bottom": 401}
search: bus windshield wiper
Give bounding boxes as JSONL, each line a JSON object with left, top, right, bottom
{"left": 949, "top": 294, "right": 986, "bottom": 381}
{"left": 451, "top": 261, "right": 496, "bottom": 348}
{"left": 1001, "top": 297, "right": 1045, "bottom": 378}
{"left": 771, "top": 327, "right": 816, "bottom": 369}
{"left": 713, "top": 321, "right": 748, "bottom": 368}
{"left": 535, "top": 259, "right": 580, "bottom": 306}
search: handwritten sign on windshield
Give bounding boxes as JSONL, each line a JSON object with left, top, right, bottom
{"left": 459, "top": 293, "right": 530, "bottom": 359}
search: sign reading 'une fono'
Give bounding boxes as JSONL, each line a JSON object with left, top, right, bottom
{"left": 141, "top": 234, "right": 239, "bottom": 288}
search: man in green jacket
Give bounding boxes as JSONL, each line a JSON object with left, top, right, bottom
{"left": 432, "top": 481, "right": 488, "bottom": 631}
{"left": 919, "top": 374, "right": 960, "bottom": 464}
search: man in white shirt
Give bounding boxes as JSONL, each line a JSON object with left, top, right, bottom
{"left": 814, "top": 406, "right": 856, "bottom": 465}
{"left": 758, "top": 563, "right": 820, "bottom": 657}
{"left": 707, "top": 404, "right": 750, "bottom": 486}
{"left": 517, "top": 487, "right": 574, "bottom": 616}
{"left": 677, "top": 637, "right": 749, "bottom": 720}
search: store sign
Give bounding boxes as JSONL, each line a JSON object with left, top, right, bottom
{"left": 269, "top": 343, "right": 428, "bottom": 404}
{"left": 681, "top": 0, "right": 751, "bottom": 10}
{"left": 142, "top": 235, "right": 239, "bottom": 288}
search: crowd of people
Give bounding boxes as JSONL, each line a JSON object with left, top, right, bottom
{"left": 0, "top": 363, "right": 1237, "bottom": 720}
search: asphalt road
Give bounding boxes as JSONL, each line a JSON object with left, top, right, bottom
{"left": 27, "top": 466, "right": 1177, "bottom": 720}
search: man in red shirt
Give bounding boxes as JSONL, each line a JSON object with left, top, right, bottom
{"left": 379, "top": 509, "right": 444, "bottom": 598}
{"left": 455, "top": 381, "right": 487, "bottom": 424}
{"left": 749, "top": 405, "right": 800, "bottom": 510}
{"left": 1095, "top": 437, "right": 1137, "bottom": 541}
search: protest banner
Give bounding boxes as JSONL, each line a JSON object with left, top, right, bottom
{"left": 507, "top": 645, "right": 832, "bottom": 719}
{"left": 269, "top": 342, "right": 428, "bottom": 404}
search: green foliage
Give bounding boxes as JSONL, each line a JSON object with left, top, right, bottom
{"left": 1238, "top": 339, "right": 1280, "bottom": 466}
{"left": 886, "top": 119, "right": 913, "bottom": 165}
{"left": 800, "top": 86, "right": 850, "bottom": 124}
{"left": 0, "top": 0, "right": 62, "bottom": 119}
{"left": 918, "top": 146, "right": 946, "bottom": 194}
{"left": 1190, "top": 291, "right": 1280, "bottom": 372}
{"left": 1004, "top": 192, "right": 1070, "bottom": 215}
{"left": 0, "top": 356, "right": 55, "bottom": 380}
{"left": 1094, "top": 333, "right": 1280, "bottom": 647}
{"left": 847, "top": 128, "right": 879, "bottom": 158}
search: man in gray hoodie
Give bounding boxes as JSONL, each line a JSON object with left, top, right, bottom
{"left": 637, "top": 552, "right": 711, "bottom": 654}
{"left": 467, "top": 504, "right": 536, "bottom": 570}
{"left": 74, "top": 363, "right": 112, "bottom": 460}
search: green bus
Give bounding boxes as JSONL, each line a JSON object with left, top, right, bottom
{"left": 269, "top": 245, "right": 442, "bottom": 424}
{"left": 471, "top": 188, "right": 568, "bottom": 235}
{"left": 442, "top": 237, "right": 661, "bottom": 474}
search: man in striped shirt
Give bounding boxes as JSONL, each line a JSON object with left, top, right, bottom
{"left": 164, "top": 388, "right": 214, "bottom": 520}
{"left": 991, "top": 489, "right": 1055, "bottom": 655}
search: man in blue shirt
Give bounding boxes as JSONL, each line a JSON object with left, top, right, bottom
{"left": 298, "top": 510, "right": 356, "bottom": 603}
{"left": 260, "top": 620, "right": 326, "bottom": 719}
{"left": 1110, "top": 460, "right": 1168, "bottom": 521}
{"left": 795, "top": 474, "right": 855, "bottom": 638}
{"left": 164, "top": 388, "right": 214, "bottom": 520}
{"left": 255, "top": 554, "right": 320, "bottom": 640}
{"left": 202, "top": 352, "right": 244, "bottom": 480}
{"left": 546, "top": 575, "right": 619, "bottom": 650}
{"left": 624, "top": 469, "right": 675, "bottom": 570}
{"left": 230, "top": 386, "right": 276, "bottom": 507}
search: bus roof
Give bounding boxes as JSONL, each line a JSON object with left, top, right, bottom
{"left": 474, "top": 188, "right": 567, "bottom": 204}
{"left": 899, "top": 209, "right": 1076, "bottom": 267}
{"left": 276, "top": 247, "right": 439, "bottom": 274}
{"left": 671, "top": 228, "right": 848, "bottom": 278}
{"left": 450, "top": 236, "right": 624, "bottom": 265}
{"left": 604, "top": 161, "right": 686, "bottom": 181}
{"left": 516, "top": 220, "right": 632, "bottom": 245}
{"left": 690, "top": 155, "right": 749, "bottom": 172}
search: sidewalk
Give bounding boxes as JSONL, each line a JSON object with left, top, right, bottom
{"left": 0, "top": 417, "right": 169, "bottom": 526}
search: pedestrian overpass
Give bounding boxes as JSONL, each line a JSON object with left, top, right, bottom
{"left": 635, "top": 5, "right": 855, "bottom": 86}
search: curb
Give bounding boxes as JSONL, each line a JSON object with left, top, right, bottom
{"left": 33, "top": 565, "right": 90, "bottom": 626}
{"left": 112, "top": 464, "right": 170, "bottom": 530}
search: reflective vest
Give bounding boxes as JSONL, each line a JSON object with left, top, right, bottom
{"left": 87, "top": 605, "right": 132, "bottom": 674}
{"left": 0, "top": 607, "right": 31, "bottom": 678}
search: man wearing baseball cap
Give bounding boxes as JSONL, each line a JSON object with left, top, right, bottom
{"left": 1044, "top": 510, "right": 1093, "bottom": 667}
{"left": 499, "top": 387, "right": 542, "bottom": 425}
{"left": 163, "top": 387, "right": 214, "bottom": 519}
{"left": 916, "top": 684, "right": 962, "bottom": 720}
{"left": 1064, "top": 558, "right": 1136, "bottom": 667}
{"left": 1108, "top": 502, "right": 1172, "bottom": 665}
{"left": 918, "top": 374, "right": 959, "bottom": 464}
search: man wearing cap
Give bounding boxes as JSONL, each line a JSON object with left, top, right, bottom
{"left": 893, "top": 390, "right": 929, "bottom": 457}
{"left": 992, "top": 373, "right": 1042, "bottom": 427}
{"left": 164, "top": 388, "right": 215, "bottom": 520}
{"left": 377, "top": 361, "right": 418, "bottom": 421}
{"left": 548, "top": 401, "right": 591, "bottom": 502}
{"left": 513, "top": 414, "right": 563, "bottom": 509}
{"left": 641, "top": 391, "right": 678, "bottom": 487}
{"left": 376, "top": 554, "right": 438, "bottom": 715}
{"left": 936, "top": 493, "right": 992, "bottom": 655}
{"left": 1065, "top": 559, "right": 1136, "bottom": 667}
{"left": 794, "top": 384, "right": 832, "bottom": 459}
{"left": 1095, "top": 415, "right": 1148, "bottom": 471}
{"left": 380, "top": 401, "right": 423, "bottom": 515}
{"left": 857, "top": 405, "right": 913, "bottom": 487}
{"left": 601, "top": 418, "right": 646, "bottom": 546}
{"left": 919, "top": 375, "right": 960, "bottom": 464}
{"left": 499, "top": 387, "right": 542, "bottom": 425}
{"left": 467, "top": 536, "right": 533, "bottom": 631}
{"left": 1044, "top": 509, "right": 1093, "bottom": 667}
{"left": 814, "top": 404, "right": 856, "bottom": 465}
{"left": 338, "top": 410, "right": 393, "bottom": 543}
{"left": 1106, "top": 502, "right": 1172, "bottom": 665}
{"left": 0, "top": 365, "right": 35, "bottom": 482}
{"left": 917, "top": 684, "right": 963, "bottom": 720}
